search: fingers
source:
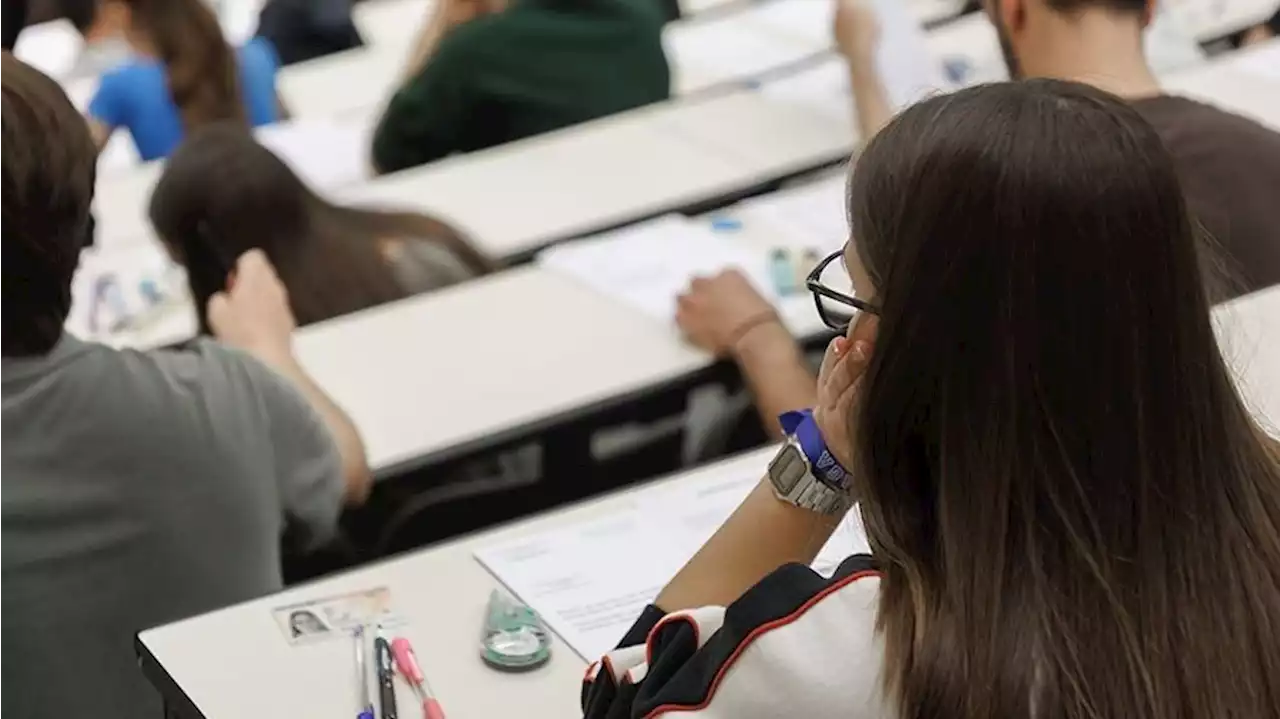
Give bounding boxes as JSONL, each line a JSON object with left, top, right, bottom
{"left": 819, "top": 336, "right": 874, "bottom": 405}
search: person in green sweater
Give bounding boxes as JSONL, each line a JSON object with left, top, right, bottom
{"left": 371, "top": 0, "right": 671, "bottom": 174}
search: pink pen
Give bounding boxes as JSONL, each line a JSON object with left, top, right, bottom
{"left": 391, "top": 637, "right": 445, "bottom": 719}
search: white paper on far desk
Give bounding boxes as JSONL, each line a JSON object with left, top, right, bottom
{"left": 736, "top": 172, "right": 850, "bottom": 252}
{"left": 538, "top": 215, "right": 779, "bottom": 322}
{"left": 758, "top": 0, "right": 947, "bottom": 120}
{"left": 475, "top": 463, "right": 870, "bottom": 661}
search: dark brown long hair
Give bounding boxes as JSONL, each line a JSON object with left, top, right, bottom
{"left": 124, "top": 0, "right": 245, "bottom": 130}
{"left": 846, "top": 80, "right": 1280, "bottom": 718}
{"left": 148, "top": 123, "right": 492, "bottom": 331}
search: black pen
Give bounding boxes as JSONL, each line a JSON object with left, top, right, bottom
{"left": 375, "top": 626, "right": 399, "bottom": 719}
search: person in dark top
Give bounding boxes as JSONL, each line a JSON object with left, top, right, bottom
{"left": 371, "top": 0, "right": 670, "bottom": 174}
{"left": 256, "top": 0, "right": 364, "bottom": 66}
{"left": 983, "top": 0, "right": 1280, "bottom": 298}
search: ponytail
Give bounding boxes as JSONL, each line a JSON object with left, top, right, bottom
{"left": 127, "top": 0, "right": 245, "bottom": 130}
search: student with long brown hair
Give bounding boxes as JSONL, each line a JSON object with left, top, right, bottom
{"left": 85, "top": 0, "right": 283, "bottom": 161}
{"left": 582, "top": 80, "right": 1280, "bottom": 719}
{"left": 149, "top": 123, "right": 493, "bottom": 331}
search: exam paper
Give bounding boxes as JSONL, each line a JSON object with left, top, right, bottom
{"left": 759, "top": 0, "right": 947, "bottom": 120}
{"left": 475, "top": 459, "right": 871, "bottom": 661}
{"left": 664, "top": 15, "right": 817, "bottom": 94}
{"left": 1144, "top": 3, "right": 1207, "bottom": 74}
{"left": 538, "top": 215, "right": 779, "bottom": 322}
{"left": 761, "top": 56, "right": 856, "bottom": 128}
{"left": 736, "top": 173, "right": 850, "bottom": 253}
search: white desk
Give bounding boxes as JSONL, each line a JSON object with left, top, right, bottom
{"left": 292, "top": 265, "right": 710, "bottom": 473}
{"left": 137, "top": 446, "right": 776, "bottom": 719}
{"left": 276, "top": 43, "right": 407, "bottom": 122}
{"left": 137, "top": 278, "right": 1280, "bottom": 716}
{"left": 337, "top": 88, "right": 850, "bottom": 261}
{"left": 664, "top": 1, "right": 827, "bottom": 95}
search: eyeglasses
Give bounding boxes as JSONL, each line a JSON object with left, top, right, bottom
{"left": 806, "top": 250, "right": 879, "bottom": 332}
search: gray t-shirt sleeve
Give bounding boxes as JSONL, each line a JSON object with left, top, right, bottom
{"left": 198, "top": 341, "right": 346, "bottom": 546}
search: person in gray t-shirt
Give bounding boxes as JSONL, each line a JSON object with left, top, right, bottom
{"left": 1, "top": 55, "right": 372, "bottom": 719}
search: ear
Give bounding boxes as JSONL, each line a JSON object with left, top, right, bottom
{"left": 995, "top": 0, "right": 1027, "bottom": 35}
{"left": 1140, "top": 0, "right": 1155, "bottom": 29}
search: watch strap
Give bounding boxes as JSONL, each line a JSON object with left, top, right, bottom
{"left": 779, "top": 409, "right": 853, "bottom": 491}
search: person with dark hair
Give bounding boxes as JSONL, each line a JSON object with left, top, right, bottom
{"left": 2, "top": 54, "right": 370, "bottom": 719}
{"left": 584, "top": 78, "right": 1280, "bottom": 719}
{"left": 978, "top": 0, "right": 1280, "bottom": 298}
{"left": 255, "top": 0, "right": 364, "bottom": 66}
{"left": 149, "top": 122, "right": 494, "bottom": 330}
{"left": 371, "top": 0, "right": 670, "bottom": 174}
{"left": 84, "top": 0, "right": 284, "bottom": 161}
{"left": 677, "top": 0, "right": 1280, "bottom": 438}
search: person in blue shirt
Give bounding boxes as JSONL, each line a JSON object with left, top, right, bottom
{"left": 85, "top": 0, "right": 284, "bottom": 162}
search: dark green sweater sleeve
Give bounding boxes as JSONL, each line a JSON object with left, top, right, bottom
{"left": 371, "top": 43, "right": 471, "bottom": 174}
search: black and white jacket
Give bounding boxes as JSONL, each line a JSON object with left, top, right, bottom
{"left": 582, "top": 555, "right": 890, "bottom": 718}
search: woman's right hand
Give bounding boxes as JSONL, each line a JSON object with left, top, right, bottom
{"left": 812, "top": 332, "right": 874, "bottom": 473}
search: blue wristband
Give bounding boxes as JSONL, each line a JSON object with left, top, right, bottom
{"left": 779, "top": 409, "right": 853, "bottom": 491}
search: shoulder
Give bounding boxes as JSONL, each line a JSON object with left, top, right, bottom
{"left": 115, "top": 340, "right": 279, "bottom": 412}
{"left": 585, "top": 555, "right": 888, "bottom": 719}
{"left": 1133, "top": 95, "right": 1279, "bottom": 147}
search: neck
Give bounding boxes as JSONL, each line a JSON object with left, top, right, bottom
{"left": 1022, "top": 10, "right": 1161, "bottom": 99}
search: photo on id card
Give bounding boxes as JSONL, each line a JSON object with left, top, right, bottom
{"left": 271, "top": 587, "right": 407, "bottom": 644}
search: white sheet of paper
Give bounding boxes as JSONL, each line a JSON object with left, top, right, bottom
{"left": 1232, "top": 41, "right": 1280, "bottom": 82}
{"left": 255, "top": 117, "right": 376, "bottom": 191}
{"left": 664, "top": 14, "right": 817, "bottom": 93}
{"left": 866, "top": 0, "right": 950, "bottom": 108}
{"left": 758, "top": 0, "right": 946, "bottom": 116}
{"left": 760, "top": 56, "right": 856, "bottom": 128}
{"left": 475, "top": 458, "right": 871, "bottom": 661}
{"left": 1145, "top": 3, "right": 1208, "bottom": 74}
{"left": 538, "top": 215, "right": 778, "bottom": 322}
{"left": 745, "top": 0, "right": 833, "bottom": 49}
{"left": 736, "top": 173, "right": 850, "bottom": 253}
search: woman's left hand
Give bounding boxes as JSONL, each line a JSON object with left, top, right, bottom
{"left": 812, "top": 334, "right": 873, "bottom": 473}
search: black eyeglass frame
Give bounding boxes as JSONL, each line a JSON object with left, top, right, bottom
{"left": 805, "top": 250, "right": 880, "bottom": 332}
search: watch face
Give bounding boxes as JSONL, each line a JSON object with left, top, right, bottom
{"left": 769, "top": 445, "right": 807, "bottom": 494}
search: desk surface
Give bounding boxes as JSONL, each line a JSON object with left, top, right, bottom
{"left": 292, "top": 265, "right": 710, "bottom": 474}
{"left": 338, "top": 89, "right": 846, "bottom": 261}
{"left": 138, "top": 446, "right": 774, "bottom": 719}
{"left": 141, "top": 285, "right": 1278, "bottom": 719}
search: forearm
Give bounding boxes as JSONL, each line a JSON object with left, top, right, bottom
{"left": 253, "top": 346, "right": 373, "bottom": 504}
{"left": 848, "top": 55, "right": 893, "bottom": 143}
{"left": 732, "top": 321, "right": 818, "bottom": 436}
{"left": 656, "top": 477, "right": 841, "bottom": 611}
